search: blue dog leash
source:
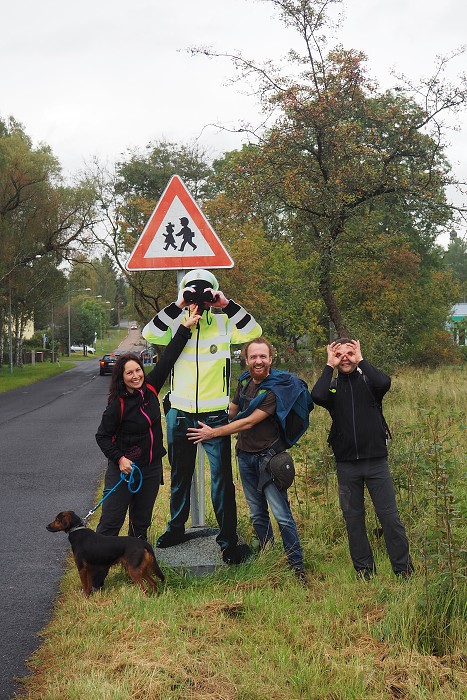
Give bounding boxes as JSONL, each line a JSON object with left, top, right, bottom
{"left": 82, "top": 462, "right": 143, "bottom": 523}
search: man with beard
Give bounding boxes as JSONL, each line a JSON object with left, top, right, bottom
{"left": 188, "top": 337, "right": 309, "bottom": 583}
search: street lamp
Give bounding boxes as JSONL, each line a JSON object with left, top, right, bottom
{"left": 68, "top": 288, "right": 91, "bottom": 356}
{"left": 95, "top": 296, "right": 111, "bottom": 350}
{"left": 117, "top": 300, "right": 124, "bottom": 330}
{"left": 8, "top": 275, "right": 13, "bottom": 374}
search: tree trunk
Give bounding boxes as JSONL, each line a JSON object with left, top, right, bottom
{"left": 0, "top": 306, "right": 4, "bottom": 368}
{"left": 317, "top": 245, "right": 349, "bottom": 338}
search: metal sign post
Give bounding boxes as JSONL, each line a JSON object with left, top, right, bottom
{"left": 174, "top": 269, "right": 206, "bottom": 528}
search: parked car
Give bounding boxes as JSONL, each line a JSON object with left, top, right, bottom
{"left": 99, "top": 353, "right": 121, "bottom": 376}
{"left": 130, "top": 324, "right": 138, "bottom": 330}
{"left": 70, "top": 345, "right": 96, "bottom": 354}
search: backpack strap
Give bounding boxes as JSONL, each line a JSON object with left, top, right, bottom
{"left": 237, "top": 376, "right": 267, "bottom": 412}
{"left": 359, "top": 372, "right": 392, "bottom": 439}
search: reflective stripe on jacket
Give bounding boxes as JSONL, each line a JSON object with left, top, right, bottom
{"left": 142, "top": 301, "right": 262, "bottom": 413}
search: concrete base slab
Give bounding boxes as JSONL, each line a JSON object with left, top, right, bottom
{"left": 154, "top": 527, "right": 226, "bottom": 575}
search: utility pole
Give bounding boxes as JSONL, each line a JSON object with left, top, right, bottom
{"left": 8, "top": 275, "right": 13, "bottom": 374}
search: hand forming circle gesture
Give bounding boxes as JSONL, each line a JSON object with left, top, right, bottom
{"left": 326, "top": 339, "right": 363, "bottom": 368}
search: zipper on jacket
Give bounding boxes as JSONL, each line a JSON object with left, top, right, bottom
{"left": 138, "top": 388, "right": 154, "bottom": 464}
{"left": 349, "top": 379, "right": 359, "bottom": 460}
{"left": 195, "top": 323, "right": 200, "bottom": 413}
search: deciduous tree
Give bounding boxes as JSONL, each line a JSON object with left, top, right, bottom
{"left": 202, "top": 0, "right": 467, "bottom": 358}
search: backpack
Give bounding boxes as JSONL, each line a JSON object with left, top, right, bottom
{"left": 329, "top": 372, "right": 392, "bottom": 440}
{"left": 236, "top": 369, "right": 314, "bottom": 448}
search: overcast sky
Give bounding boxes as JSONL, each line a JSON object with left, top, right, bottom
{"left": 2, "top": 0, "right": 466, "bottom": 242}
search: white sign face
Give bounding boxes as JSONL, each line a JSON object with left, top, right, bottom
{"left": 126, "top": 175, "right": 234, "bottom": 271}
{"left": 144, "top": 196, "right": 216, "bottom": 258}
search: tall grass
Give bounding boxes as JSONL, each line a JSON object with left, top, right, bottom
{"left": 19, "top": 366, "right": 466, "bottom": 699}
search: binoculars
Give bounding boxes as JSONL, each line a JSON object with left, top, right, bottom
{"left": 183, "top": 286, "right": 217, "bottom": 307}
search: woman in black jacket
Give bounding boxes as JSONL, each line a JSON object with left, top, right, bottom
{"left": 93, "top": 313, "right": 200, "bottom": 589}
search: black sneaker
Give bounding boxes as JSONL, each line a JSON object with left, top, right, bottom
{"left": 156, "top": 530, "right": 186, "bottom": 548}
{"left": 293, "top": 567, "right": 308, "bottom": 586}
{"left": 222, "top": 543, "right": 252, "bottom": 565}
{"left": 395, "top": 569, "right": 414, "bottom": 580}
{"left": 356, "top": 568, "right": 373, "bottom": 581}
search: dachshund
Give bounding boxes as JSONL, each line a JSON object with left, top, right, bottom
{"left": 46, "top": 511, "right": 164, "bottom": 596}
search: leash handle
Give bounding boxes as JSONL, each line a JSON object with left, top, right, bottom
{"left": 83, "top": 462, "right": 143, "bottom": 522}
{"left": 120, "top": 462, "right": 143, "bottom": 493}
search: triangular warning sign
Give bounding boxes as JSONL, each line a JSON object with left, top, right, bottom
{"left": 126, "top": 175, "right": 234, "bottom": 271}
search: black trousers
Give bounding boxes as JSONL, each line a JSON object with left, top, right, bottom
{"left": 92, "top": 460, "right": 162, "bottom": 589}
{"left": 336, "top": 457, "right": 413, "bottom": 575}
{"left": 165, "top": 408, "right": 238, "bottom": 551}
{"left": 96, "top": 460, "right": 162, "bottom": 538}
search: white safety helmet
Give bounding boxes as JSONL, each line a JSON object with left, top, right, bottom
{"left": 179, "top": 269, "right": 219, "bottom": 291}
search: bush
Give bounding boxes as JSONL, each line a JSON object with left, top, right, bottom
{"left": 408, "top": 329, "right": 462, "bottom": 367}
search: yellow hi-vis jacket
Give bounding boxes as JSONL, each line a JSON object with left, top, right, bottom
{"left": 142, "top": 301, "right": 262, "bottom": 413}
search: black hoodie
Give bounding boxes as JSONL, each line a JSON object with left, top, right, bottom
{"left": 311, "top": 359, "right": 391, "bottom": 462}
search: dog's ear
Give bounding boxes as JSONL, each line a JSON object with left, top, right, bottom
{"left": 67, "top": 511, "right": 83, "bottom": 529}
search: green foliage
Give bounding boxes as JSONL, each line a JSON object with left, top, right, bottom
{"left": 22, "top": 330, "right": 48, "bottom": 351}
{"left": 116, "top": 140, "right": 213, "bottom": 201}
{"left": 330, "top": 229, "right": 461, "bottom": 370}
{"left": 0, "top": 115, "right": 98, "bottom": 365}
{"left": 76, "top": 301, "right": 100, "bottom": 347}
{"left": 209, "top": 219, "right": 324, "bottom": 356}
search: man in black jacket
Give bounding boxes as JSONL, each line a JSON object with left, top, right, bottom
{"left": 311, "top": 338, "right": 413, "bottom": 580}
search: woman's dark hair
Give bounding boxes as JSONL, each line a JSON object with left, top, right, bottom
{"left": 108, "top": 353, "right": 145, "bottom": 402}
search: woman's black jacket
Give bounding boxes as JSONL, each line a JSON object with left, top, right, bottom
{"left": 95, "top": 325, "right": 190, "bottom": 473}
{"left": 311, "top": 360, "right": 391, "bottom": 462}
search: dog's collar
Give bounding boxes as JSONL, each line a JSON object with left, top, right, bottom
{"left": 68, "top": 525, "right": 87, "bottom": 534}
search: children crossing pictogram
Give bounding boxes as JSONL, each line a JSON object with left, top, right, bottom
{"left": 126, "top": 175, "right": 234, "bottom": 270}
{"left": 163, "top": 222, "right": 177, "bottom": 251}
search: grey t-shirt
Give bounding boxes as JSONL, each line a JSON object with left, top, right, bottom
{"left": 232, "top": 377, "right": 280, "bottom": 452}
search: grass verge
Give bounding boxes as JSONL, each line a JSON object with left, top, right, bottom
{"left": 16, "top": 365, "right": 467, "bottom": 699}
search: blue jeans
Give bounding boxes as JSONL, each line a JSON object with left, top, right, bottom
{"left": 336, "top": 457, "right": 413, "bottom": 575}
{"left": 165, "top": 408, "right": 238, "bottom": 551}
{"left": 237, "top": 449, "right": 303, "bottom": 568}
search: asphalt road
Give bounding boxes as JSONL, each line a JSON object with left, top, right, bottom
{"left": 0, "top": 359, "right": 116, "bottom": 699}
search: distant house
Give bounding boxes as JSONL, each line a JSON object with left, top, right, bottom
{"left": 449, "top": 303, "right": 467, "bottom": 345}
{"left": 24, "top": 319, "right": 34, "bottom": 340}
{"left": 3, "top": 318, "right": 34, "bottom": 340}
